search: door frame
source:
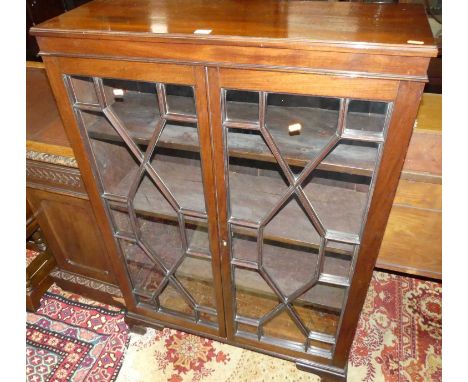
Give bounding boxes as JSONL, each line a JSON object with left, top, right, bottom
{"left": 43, "top": 56, "right": 227, "bottom": 338}
{"left": 207, "top": 66, "right": 421, "bottom": 368}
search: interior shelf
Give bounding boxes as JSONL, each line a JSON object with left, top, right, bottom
{"left": 86, "top": 93, "right": 378, "bottom": 177}
{"left": 106, "top": 156, "right": 365, "bottom": 256}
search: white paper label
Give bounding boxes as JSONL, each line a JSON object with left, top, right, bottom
{"left": 288, "top": 123, "right": 302, "bottom": 133}
{"left": 113, "top": 89, "right": 124, "bottom": 96}
{"left": 194, "top": 29, "right": 212, "bottom": 35}
{"left": 407, "top": 40, "right": 424, "bottom": 45}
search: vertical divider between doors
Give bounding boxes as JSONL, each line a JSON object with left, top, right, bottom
{"left": 206, "top": 67, "right": 236, "bottom": 340}
{"left": 193, "top": 66, "right": 227, "bottom": 337}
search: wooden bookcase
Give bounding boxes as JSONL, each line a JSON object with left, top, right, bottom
{"left": 31, "top": 1, "right": 436, "bottom": 380}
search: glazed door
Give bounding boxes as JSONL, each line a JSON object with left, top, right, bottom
{"left": 208, "top": 68, "right": 399, "bottom": 363}
{"left": 46, "top": 57, "right": 225, "bottom": 337}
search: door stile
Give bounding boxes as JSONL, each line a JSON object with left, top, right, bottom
{"left": 332, "top": 81, "right": 425, "bottom": 368}
{"left": 193, "top": 66, "right": 227, "bottom": 336}
{"left": 42, "top": 56, "right": 139, "bottom": 311}
{"left": 206, "top": 66, "right": 237, "bottom": 340}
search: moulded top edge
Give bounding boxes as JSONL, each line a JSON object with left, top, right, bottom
{"left": 30, "top": 0, "right": 438, "bottom": 58}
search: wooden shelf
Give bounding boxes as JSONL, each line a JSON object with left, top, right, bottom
{"left": 106, "top": 155, "right": 364, "bottom": 256}
{"left": 85, "top": 93, "right": 378, "bottom": 177}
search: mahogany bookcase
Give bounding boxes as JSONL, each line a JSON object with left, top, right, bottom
{"left": 31, "top": 1, "right": 437, "bottom": 380}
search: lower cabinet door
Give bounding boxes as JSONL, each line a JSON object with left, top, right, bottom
{"left": 209, "top": 68, "right": 396, "bottom": 363}
{"left": 55, "top": 59, "right": 225, "bottom": 336}
{"left": 27, "top": 188, "right": 116, "bottom": 285}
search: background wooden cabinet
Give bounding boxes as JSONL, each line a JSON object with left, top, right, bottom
{"left": 27, "top": 189, "right": 115, "bottom": 284}
{"left": 27, "top": 62, "right": 123, "bottom": 307}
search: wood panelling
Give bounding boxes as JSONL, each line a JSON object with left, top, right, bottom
{"left": 36, "top": 36, "right": 431, "bottom": 80}
{"left": 403, "top": 130, "right": 442, "bottom": 176}
{"left": 27, "top": 188, "right": 117, "bottom": 285}
{"left": 376, "top": 180, "right": 441, "bottom": 279}
{"left": 218, "top": 68, "right": 399, "bottom": 101}
{"left": 55, "top": 56, "right": 196, "bottom": 84}
{"left": 414, "top": 93, "right": 442, "bottom": 132}
{"left": 392, "top": 180, "right": 441, "bottom": 211}
{"left": 378, "top": 207, "right": 441, "bottom": 279}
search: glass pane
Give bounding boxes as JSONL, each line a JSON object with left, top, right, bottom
{"left": 77, "top": 108, "right": 141, "bottom": 197}
{"left": 176, "top": 257, "right": 216, "bottom": 309}
{"left": 323, "top": 242, "right": 354, "bottom": 281}
{"left": 225, "top": 90, "right": 259, "bottom": 123}
{"left": 322, "top": 140, "right": 378, "bottom": 176}
{"left": 185, "top": 218, "right": 209, "bottom": 254}
{"left": 263, "top": 242, "right": 319, "bottom": 298}
{"left": 159, "top": 283, "right": 194, "bottom": 317}
{"left": 265, "top": 93, "right": 340, "bottom": 177}
{"left": 293, "top": 283, "right": 345, "bottom": 338}
{"left": 308, "top": 340, "right": 333, "bottom": 355}
{"left": 237, "top": 323, "right": 257, "bottom": 335}
{"left": 265, "top": 195, "right": 322, "bottom": 251}
{"left": 303, "top": 142, "right": 379, "bottom": 238}
{"left": 102, "top": 78, "right": 159, "bottom": 144}
{"left": 109, "top": 205, "right": 132, "bottom": 235}
{"left": 231, "top": 227, "right": 258, "bottom": 263}
{"left": 137, "top": 213, "right": 183, "bottom": 270}
{"left": 133, "top": 172, "right": 178, "bottom": 219}
{"left": 150, "top": 123, "right": 206, "bottom": 213}
{"left": 346, "top": 99, "right": 389, "bottom": 135}
{"left": 227, "top": 129, "right": 288, "bottom": 223}
{"left": 166, "top": 84, "right": 196, "bottom": 116}
{"left": 199, "top": 311, "right": 217, "bottom": 324}
{"left": 119, "top": 240, "right": 164, "bottom": 295}
{"left": 263, "top": 311, "right": 306, "bottom": 345}
{"left": 69, "top": 75, "right": 98, "bottom": 105}
{"left": 235, "top": 268, "right": 278, "bottom": 320}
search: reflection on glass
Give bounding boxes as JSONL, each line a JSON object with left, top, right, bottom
{"left": 263, "top": 311, "right": 306, "bottom": 344}
{"left": 119, "top": 240, "right": 164, "bottom": 295}
{"left": 176, "top": 257, "right": 216, "bottom": 309}
{"left": 225, "top": 90, "right": 259, "bottom": 123}
{"left": 166, "top": 84, "right": 196, "bottom": 116}
{"left": 159, "top": 283, "right": 194, "bottom": 317}
{"left": 69, "top": 75, "right": 98, "bottom": 105}
{"left": 346, "top": 99, "right": 389, "bottom": 134}
{"left": 185, "top": 217, "right": 210, "bottom": 254}
{"left": 235, "top": 268, "right": 278, "bottom": 320}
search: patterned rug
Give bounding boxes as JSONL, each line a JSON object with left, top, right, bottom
{"left": 26, "top": 284, "right": 129, "bottom": 382}
{"left": 116, "top": 271, "right": 442, "bottom": 382}
{"left": 26, "top": 248, "right": 40, "bottom": 267}
{"left": 26, "top": 268, "right": 441, "bottom": 381}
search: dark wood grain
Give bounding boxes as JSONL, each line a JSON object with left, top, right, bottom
{"left": 27, "top": 188, "right": 117, "bottom": 284}
{"left": 333, "top": 81, "right": 425, "bottom": 368}
{"left": 31, "top": 0, "right": 437, "bottom": 56}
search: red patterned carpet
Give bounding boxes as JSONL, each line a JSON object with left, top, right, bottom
{"left": 26, "top": 284, "right": 129, "bottom": 382}
{"left": 26, "top": 260, "right": 441, "bottom": 381}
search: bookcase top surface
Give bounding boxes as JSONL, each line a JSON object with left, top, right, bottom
{"left": 31, "top": 0, "right": 437, "bottom": 57}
